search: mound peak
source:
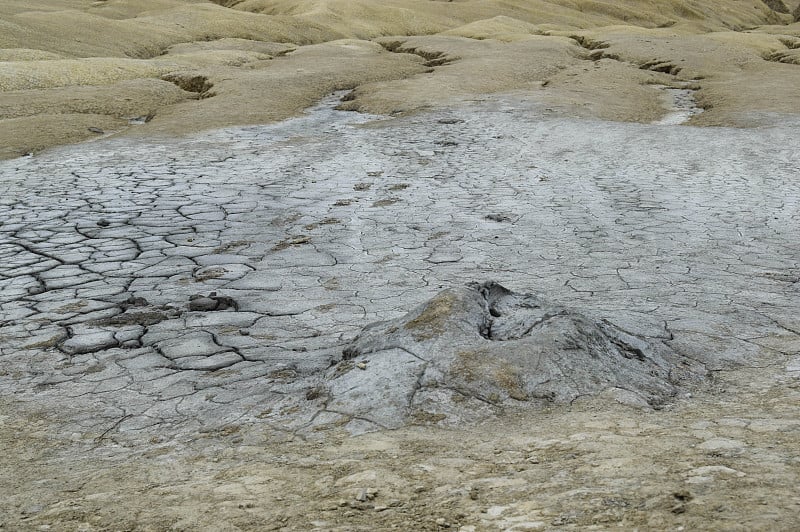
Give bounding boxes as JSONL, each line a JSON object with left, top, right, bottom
{"left": 323, "top": 282, "right": 705, "bottom": 431}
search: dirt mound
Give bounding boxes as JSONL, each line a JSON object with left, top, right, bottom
{"left": 324, "top": 282, "right": 706, "bottom": 431}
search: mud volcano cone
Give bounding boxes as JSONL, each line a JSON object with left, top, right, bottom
{"left": 324, "top": 282, "right": 705, "bottom": 431}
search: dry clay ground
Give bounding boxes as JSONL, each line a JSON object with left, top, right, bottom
{"left": 2, "top": 1, "right": 800, "bottom": 531}
{"left": 3, "top": 365, "right": 800, "bottom": 531}
{"left": 1, "top": 92, "right": 799, "bottom": 530}
{"left": 1, "top": 0, "right": 800, "bottom": 157}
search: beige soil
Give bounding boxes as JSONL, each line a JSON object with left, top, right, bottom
{"left": 3, "top": 363, "right": 800, "bottom": 531}
{"left": 1, "top": 0, "right": 799, "bottom": 158}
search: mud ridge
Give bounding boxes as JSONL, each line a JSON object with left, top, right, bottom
{"left": 161, "top": 73, "right": 216, "bottom": 98}
{"left": 379, "top": 40, "right": 457, "bottom": 68}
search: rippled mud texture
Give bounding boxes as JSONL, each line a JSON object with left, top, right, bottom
{"left": 2, "top": 0, "right": 800, "bottom": 157}
{"left": 2, "top": 92, "right": 800, "bottom": 529}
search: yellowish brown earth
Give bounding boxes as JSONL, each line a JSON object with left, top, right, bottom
{"left": 1, "top": 0, "right": 799, "bottom": 158}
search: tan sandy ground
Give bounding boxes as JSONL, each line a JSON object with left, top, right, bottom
{"left": 3, "top": 363, "right": 800, "bottom": 530}
{"left": 1, "top": 0, "right": 799, "bottom": 158}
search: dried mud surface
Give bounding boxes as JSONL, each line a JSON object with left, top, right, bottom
{"left": 2, "top": 92, "right": 800, "bottom": 530}
{"left": 2, "top": 0, "right": 800, "bottom": 157}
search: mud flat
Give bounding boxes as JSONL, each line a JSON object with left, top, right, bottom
{"left": 2, "top": 91, "right": 800, "bottom": 529}
{"left": 2, "top": 0, "right": 800, "bottom": 157}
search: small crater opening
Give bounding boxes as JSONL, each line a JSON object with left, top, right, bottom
{"left": 162, "top": 73, "right": 215, "bottom": 98}
{"left": 379, "top": 41, "right": 456, "bottom": 68}
{"left": 570, "top": 35, "right": 610, "bottom": 51}
{"left": 639, "top": 60, "right": 682, "bottom": 76}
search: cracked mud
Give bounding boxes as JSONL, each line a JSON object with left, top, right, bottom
{"left": 2, "top": 93, "right": 799, "bottom": 439}
{"left": 2, "top": 92, "right": 800, "bottom": 530}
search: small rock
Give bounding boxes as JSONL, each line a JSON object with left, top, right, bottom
{"left": 121, "top": 295, "right": 149, "bottom": 309}
{"left": 486, "top": 506, "right": 508, "bottom": 517}
{"left": 698, "top": 438, "right": 745, "bottom": 455}
{"left": 188, "top": 297, "right": 218, "bottom": 311}
{"left": 61, "top": 330, "right": 118, "bottom": 355}
{"left": 354, "top": 487, "right": 377, "bottom": 502}
{"left": 97, "top": 218, "right": 110, "bottom": 227}
{"left": 188, "top": 293, "right": 238, "bottom": 312}
{"left": 213, "top": 295, "right": 238, "bottom": 310}
{"left": 88, "top": 127, "right": 104, "bottom": 134}
{"left": 356, "top": 362, "right": 368, "bottom": 370}
{"left": 128, "top": 114, "right": 153, "bottom": 125}
{"left": 22, "top": 505, "right": 44, "bottom": 516}
{"left": 305, "top": 387, "right": 322, "bottom": 400}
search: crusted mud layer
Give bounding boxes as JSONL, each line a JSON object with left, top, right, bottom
{"left": 2, "top": 92, "right": 800, "bottom": 529}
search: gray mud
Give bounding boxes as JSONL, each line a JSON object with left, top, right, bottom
{"left": 652, "top": 85, "right": 703, "bottom": 125}
{"left": 328, "top": 281, "right": 706, "bottom": 431}
{"left": 1, "top": 94, "right": 799, "bottom": 443}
